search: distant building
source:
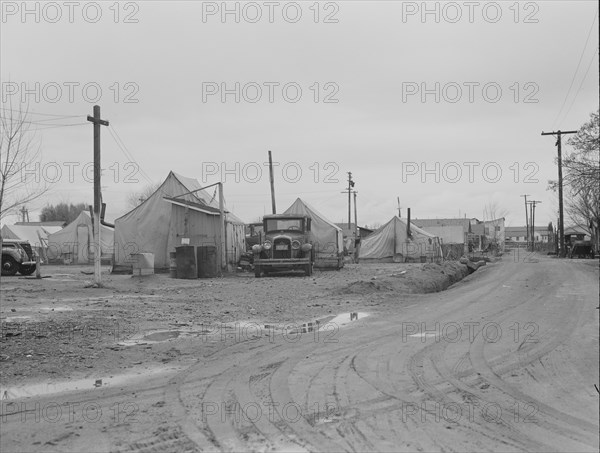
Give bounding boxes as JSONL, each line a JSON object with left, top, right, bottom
{"left": 479, "top": 218, "right": 505, "bottom": 251}
{"left": 563, "top": 225, "right": 591, "bottom": 243}
{"left": 411, "top": 218, "right": 473, "bottom": 257}
{"left": 411, "top": 218, "right": 472, "bottom": 244}
{"left": 505, "top": 226, "right": 551, "bottom": 243}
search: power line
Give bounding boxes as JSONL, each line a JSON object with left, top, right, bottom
{"left": 0, "top": 107, "right": 81, "bottom": 118}
{"left": 0, "top": 115, "right": 87, "bottom": 127}
{"left": 551, "top": 9, "right": 598, "bottom": 129}
{"left": 560, "top": 48, "right": 599, "bottom": 125}
{"left": 106, "top": 124, "right": 153, "bottom": 185}
{"left": 29, "top": 122, "right": 89, "bottom": 130}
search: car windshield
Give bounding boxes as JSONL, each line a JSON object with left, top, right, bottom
{"left": 265, "top": 218, "right": 304, "bottom": 232}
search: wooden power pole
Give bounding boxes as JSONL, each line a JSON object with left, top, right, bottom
{"left": 530, "top": 200, "right": 541, "bottom": 250}
{"left": 268, "top": 151, "right": 276, "bottom": 214}
{"left": 218, "top": 182, "right": 226, "bottom": 271}
{"left": 541, "top": 129, "right": 578, "bottom": 257}
{"left": 341, "top": 172, "right": 355, "bottom": 230}
{"left": 521, "top": 194, "right": 529, "bottom": 248}
{"left": 87, "top": 106, "right": 109, "bottom": 286}
{"left": 353, "top": 191, "right": 358, "bottom": 238}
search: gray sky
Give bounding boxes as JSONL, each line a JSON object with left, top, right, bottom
{"left": 1, "top": 0, "right": 598, "bottom": 227}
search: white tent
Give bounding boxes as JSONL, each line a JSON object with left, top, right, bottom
{"left": 1, "top": 224, "right": 62, "bottom": 262}
{"left": 47, "top": 211, "right": 114, "bottom": 263}
{"left": 283, "top": 198, "right": 344, "bottom": 268}
{"left": 359, "top": 216, "right": 442, "bottom": 261}
{"left": 113, "top": 171, "right": 246, "bottom": 271}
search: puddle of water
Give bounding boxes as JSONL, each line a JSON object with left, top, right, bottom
{"left": 323, "top": 312, "right": 370, "bottom": 329}
{"left": 408, "top": 332, "right": 438, "bottom": 338}
{"left": 118, "top": 313, "right": 371, "bottom": 347}
{"left": 118, "top": 328, "right": 199, "bottom": 346}
{"left": 0, "top": 365, "right": 181, "bottom": 400}
{"left": 38, "top": 306, "right": 73, "bottom": 312}
{"left": 143, "top": 331, "right": 181, "bottom": 341}
{"left": 3, "top": 316, "right": 32, "bottom": 322}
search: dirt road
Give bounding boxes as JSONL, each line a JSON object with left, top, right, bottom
{"left": 1, "top": 253, "right": 598, "bottom": 452}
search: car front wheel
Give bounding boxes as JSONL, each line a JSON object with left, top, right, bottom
{"left": 1, "top": 256, "right": 19, "bottom": 276}
{"left": 254, "top": 265, "right": 261, "bottom": 278}
{"left": 19, "top": 264, "right": 36, "bottom": 276}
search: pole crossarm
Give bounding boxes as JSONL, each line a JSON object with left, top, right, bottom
{"left": 541, "top": 130, "right": 578, "bottom": 135}
{"left": 87, "top": 116, "right": 109, "bottom": 127}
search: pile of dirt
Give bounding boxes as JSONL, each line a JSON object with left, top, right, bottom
{"left": 337, "top": 261, "right": 473, "bottom": 295}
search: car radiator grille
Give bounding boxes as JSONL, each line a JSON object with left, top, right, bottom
{"left": 273, "top": 238, "right": 291, "bottom": 259}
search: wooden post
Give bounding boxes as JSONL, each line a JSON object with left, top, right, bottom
{"left": 87, "top": 106, "right": 109, "bottom": 285}
{"left": 219, "top": 182, "right": 226, "bottom": 271}
{"left": 268, "top": 151, "right": 276, "bottom": 214}
{"left": 541, "top": 129, "right": 578, "bottom": 257}
{"left": 35, "top": 253, "right": 41, "bottom": 279}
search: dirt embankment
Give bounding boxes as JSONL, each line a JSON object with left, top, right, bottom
{"left": 336, "top": 260, "right": 473, "bottom": 295}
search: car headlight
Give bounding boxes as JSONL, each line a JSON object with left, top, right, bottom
{"left": 292, "top": 240, "right": 301, "bottom": 250}
{"left": 252, "top": 244, "right": 262, "bottom": 253}
{"left": 301, "top": 243, "right": 312, "bottom": 252}
{"left": 263, "top": 241, "right": 272, "bottom": 250}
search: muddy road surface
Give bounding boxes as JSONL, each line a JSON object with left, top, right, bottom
{"left": 1, "top": 253, "right": 598, "bottom": 452}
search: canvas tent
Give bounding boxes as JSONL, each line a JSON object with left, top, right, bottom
{"left": 113, "top": 171, "right": 246, "bottom": 272}
{"left": 283, "top": 198, "right": 344, "bottom": 268}
{"left": 1, "top": 224, "right": 62, "bottom": 262}
{"left": 47, "top": 211, "right": 114, "bottom": 263}
{"left": 358, "top": 216, "right": 442, "bottom": 261}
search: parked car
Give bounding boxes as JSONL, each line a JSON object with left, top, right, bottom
{"left": 252, "top": 214, "right": 313, "bottom": 277}
{"left": 1, "top": 239, "right": 37, "bottom": 276}
{"left": 569, "top": 240, "right": 595, "bottom": 259}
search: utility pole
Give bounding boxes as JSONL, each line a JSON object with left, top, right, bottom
{"left": 353, "top": 191, "right": 358, "bottom": 239}
{"left": 530, "top": 200, "right": 541, "bottom": 250}
{"left": 341, "top": 172, "right": 355, "bottom": 230}
{"left": 87, "top": 105, "right": 109, "bottom": 286}
{"left": 19, "top": 206, "right": 29, "bottom": 222}
{"left": 521, "top": 194, "right": 529, "bottom": 248}
{"left": 218, "top": 182, "right": 226, "bottom": 272}
{"left": 527, "top": 201, "right": 534, "bottom": 251}
{"left": 541, "top": 129, "right": 578, "bottom": 257}
{"left": 268, "top": 151, "right": 276, "bottom": 214}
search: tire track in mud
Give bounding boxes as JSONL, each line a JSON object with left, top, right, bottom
{"left": 402, "top": 260, "right": 597, "bottom": 451}
{"left": 120, "top": 257, "right": 598, "bottom": 452}
{"left": 330, "top": 354, "right": 379, "bottom": 452}
{"left": 466, "top": 266, "right": 598, "bottom": 449}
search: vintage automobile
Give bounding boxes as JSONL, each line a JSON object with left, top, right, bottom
{"left": 252, "top": 214, "right": 313, "bottom": 277}
{"left": 569, "top": 240, "right": 595, "bottom": 259}
{"left": 1, "top": 239, "right": 38, "bottom": 276}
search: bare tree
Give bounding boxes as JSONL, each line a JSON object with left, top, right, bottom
{"left": 1, "top": 103, "right": 48, "bottom": 282}
{"left": 549, "top": 110, "right": 600, "bottom": 250}
{"left": 125, "top": 182, "right": 161, "bottom": 210}
{"left": 0, "top": 104, "right": 48, "bottom": 222}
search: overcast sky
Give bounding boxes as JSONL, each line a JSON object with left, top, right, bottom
{"left": 1, "top": 0, "right": 598, "bottom": 227}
